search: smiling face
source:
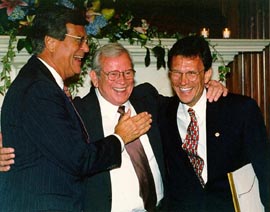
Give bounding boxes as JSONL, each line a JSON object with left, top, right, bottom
{"left": 90, "top": 52, "right": 135, "bottom": 106}
{"left": 40, "top": 23, "right": 89, "bottom": 80}
{"left": 170, "top": 55, "right": 212, "bottom": 107}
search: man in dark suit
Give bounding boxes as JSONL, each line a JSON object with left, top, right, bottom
{"left": 159, "top": 35, "right": 269, "bottom": 211}
{"left": 73, "top": 43, "right": 166, "bottom": 211}
{"left": 0, "top": 7, "right": 151, "bottom": 211}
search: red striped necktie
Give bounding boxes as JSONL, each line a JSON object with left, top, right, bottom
{"left": 182, "top": 108, "right": 205, "bottom": 187}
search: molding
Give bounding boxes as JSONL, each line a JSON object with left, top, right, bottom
{"left": 1, "top": 36, "right": 270, "bottom": 100}
{"left": 1, "top": 36, "right": 269, "bottom": 69}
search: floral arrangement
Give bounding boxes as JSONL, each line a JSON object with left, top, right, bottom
{"left": 0, "top": 0, "right": 229, "bottom": 95}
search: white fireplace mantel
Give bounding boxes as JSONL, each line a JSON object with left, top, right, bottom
{"left": 0, "top": 36, "right": 269, "bottom": 104}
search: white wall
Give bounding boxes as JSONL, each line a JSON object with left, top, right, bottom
{"left": 1, "top": 37, "right": 270, "bottom": 105}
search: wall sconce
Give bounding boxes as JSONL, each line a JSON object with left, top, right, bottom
{"left": 201, "top": 28, "right": 209, "bottom": 38}
{"left": 223, "top": 28, "right": 231, "bottom": 38}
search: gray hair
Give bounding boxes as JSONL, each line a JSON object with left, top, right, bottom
{"left": 92, "top": 43, "right": 134, "bottom": 76}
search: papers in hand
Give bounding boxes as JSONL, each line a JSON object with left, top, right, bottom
{"left": 227, "top": 163, "right": 264, "bottom": 212}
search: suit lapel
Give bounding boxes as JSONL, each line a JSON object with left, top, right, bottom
{"left": 75, "top": 87, "right": 105, "bottom": 141}
{"left": 206, "top": 101, "right": 226, "bottom": 183}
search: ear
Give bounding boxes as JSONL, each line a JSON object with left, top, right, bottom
{"left": 89, "top": 70, "right": 99, "bottom": 87}
{"left": 44, "top": 36, "right": 57, "bottom": 52}
{"left": 204, "top": 68, "right": 213, "bottom": 84}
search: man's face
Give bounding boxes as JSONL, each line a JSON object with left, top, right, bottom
{"left": 169, "top": 55, "right": 212, "bottom": 107}
{"left": 50, "top": 23, "right": 89, "bottom": 80}
{"left": 91, "top": 52, "right": 135, "bottom": 106}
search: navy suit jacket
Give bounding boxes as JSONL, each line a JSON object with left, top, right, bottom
{"left": 0, "top": 56, "right": 122, "bottom": 211}
{"left": 159, "top": 93, "right": 269, "bottom": 211}
{"left": 73, "top": 83, "right": 166, "bottom": 212}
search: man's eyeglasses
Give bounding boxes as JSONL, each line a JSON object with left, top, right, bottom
{"left": 65, "top": 34, "right": 89, "bottom": 46}
{"left": 169, "top": 70, "right": 204, "bottom": 81}
{"left": 101, "top": 69, "right": 136, "bottom": 81}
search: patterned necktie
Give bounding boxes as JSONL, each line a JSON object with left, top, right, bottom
{"left": 182, "top": 108, "right": 205, "bottom": 187}
{"left": 118, "top": 106, "right": 157, "bottom": 212}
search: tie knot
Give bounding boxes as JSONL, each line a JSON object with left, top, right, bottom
{"left": 188, "top": 108, "right": 195, "bottom": 117}
{"left": 117, "top": 105, "right": 125, "bottom": 115}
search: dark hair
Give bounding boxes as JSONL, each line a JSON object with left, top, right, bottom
{"left": 167, "top": 35, "right": 212, "bottom": 71}
{"left": 30, "top": 6, "right": 87, "bottom": 54}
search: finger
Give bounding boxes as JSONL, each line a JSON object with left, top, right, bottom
{"left": 0, "top": 133, "right": 2, "bottom": 147}
{"left": 131, "top": 112, "right": 148, "bottom": 122}
{"left": 137, "top": 112, "right": 152, "bottom": 123}
{"left": 0, "top": 153, "right": 15, "bottom": 161}
{"left": 223, "top": 87, "right": 229, "bottom": 96}
{"left": 0, "top": 165, "right": 11, "bottom": 172}
{"left": 0, "top": 158, "right": 15, "bottom": 166}
{"left": 0, "top": 147, "right": 15, "bottom": 154}
{"left": 118, "top": 109, "right": 131, "bottom": 122}
{"left": 206, "top": 87, "right": 215, "bottom": 102}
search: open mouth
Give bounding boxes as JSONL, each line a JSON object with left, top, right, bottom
{"left": 180, "top": 87, "right": 192, "bottom": 92}
{"left": 114, "top": 87, "right": 126, "bottom": 92}
{"left": 74, "top": 55, "right": 83, "bottom": 61}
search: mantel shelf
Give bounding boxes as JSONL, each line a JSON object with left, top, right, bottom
{"left": 1, "top": 36, "right": 269, "bottom": 67}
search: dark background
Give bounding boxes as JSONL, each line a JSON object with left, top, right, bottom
{"left": 101, "top": 0, "right": 269, "bottom": 39}
{"left": 102, "top": 0, "right": 270, "bottom": 136}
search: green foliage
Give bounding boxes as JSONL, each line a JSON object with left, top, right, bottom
{"left": 0, "top": 0, "right": 229, "bottom": 96}
{"left": 0, "top": 30, "right": 16, "bottom": 95}
{"left": 210, "top": 43, "right": 230, "bottom": 82}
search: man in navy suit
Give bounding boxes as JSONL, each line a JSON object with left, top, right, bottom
{"left": 0, "top": 7, "right": 152, "bottom": 211}
{"left": 159, "top": 35, "right": 269, "bottom": 211}
{"left": 72, "top": 43, "right": 166, "bottom": 211}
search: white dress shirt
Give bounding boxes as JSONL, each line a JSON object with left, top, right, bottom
{"left": 177, "top": 89, "right": 208, "bottom": 183}
{"left": 38, "top": 57, "right": 64, "bottom": 90}
{"left": 96, "top": 88, "right": 163, "bottom": 212}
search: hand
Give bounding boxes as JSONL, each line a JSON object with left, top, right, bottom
{"left": 205, "top": 80, "right": 228, "bottom": 102}
{"left": 0, "top": 133, "right": 15, "bottom": 172}
{"left": 114, "top": 110, "right": 152, "bottom": 144}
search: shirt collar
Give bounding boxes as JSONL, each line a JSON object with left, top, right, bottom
{"left": 180, "top": 89, "right": 207, "bottom": 121}
{"left": 95, "top": 88, "right": 130, "bottom": 114}
{"left": 37, "top": 57, "right": 64, "bottom": 90}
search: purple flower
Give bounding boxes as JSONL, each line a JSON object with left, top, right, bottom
{"left": 0, "top": 0, "right": 28, "bottom": 16}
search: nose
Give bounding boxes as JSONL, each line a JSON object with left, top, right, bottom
{"left": 116, "top": 72, "right": 126, "bottom": 83}
{"left": 118, "top": 72, "right": 125, "bottom": 79}
{"left": 179, "top": 73, "right": 188, "bottom": 85}
{"left": 80, "top": 41, "right": 89, "bottom": 53}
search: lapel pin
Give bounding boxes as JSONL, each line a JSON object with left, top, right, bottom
{"left": 215, "top": 132, "right": 220, "bottom": 137}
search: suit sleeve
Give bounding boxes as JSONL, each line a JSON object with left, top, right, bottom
{"left": 21, "top": 81, "right": 121, "bottom": 177}
{"left": 243, "top": 98, "right": 269, "bottom": 210}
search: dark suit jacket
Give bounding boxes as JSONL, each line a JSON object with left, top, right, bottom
{"left": 0, "top": 56, "right": 122, "bottom": 211}
{"left": 159, "top": 93, "right": 269, "bottom": 212}
{"left": 73, "top": 83, "right": 166, "bottom": 212}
